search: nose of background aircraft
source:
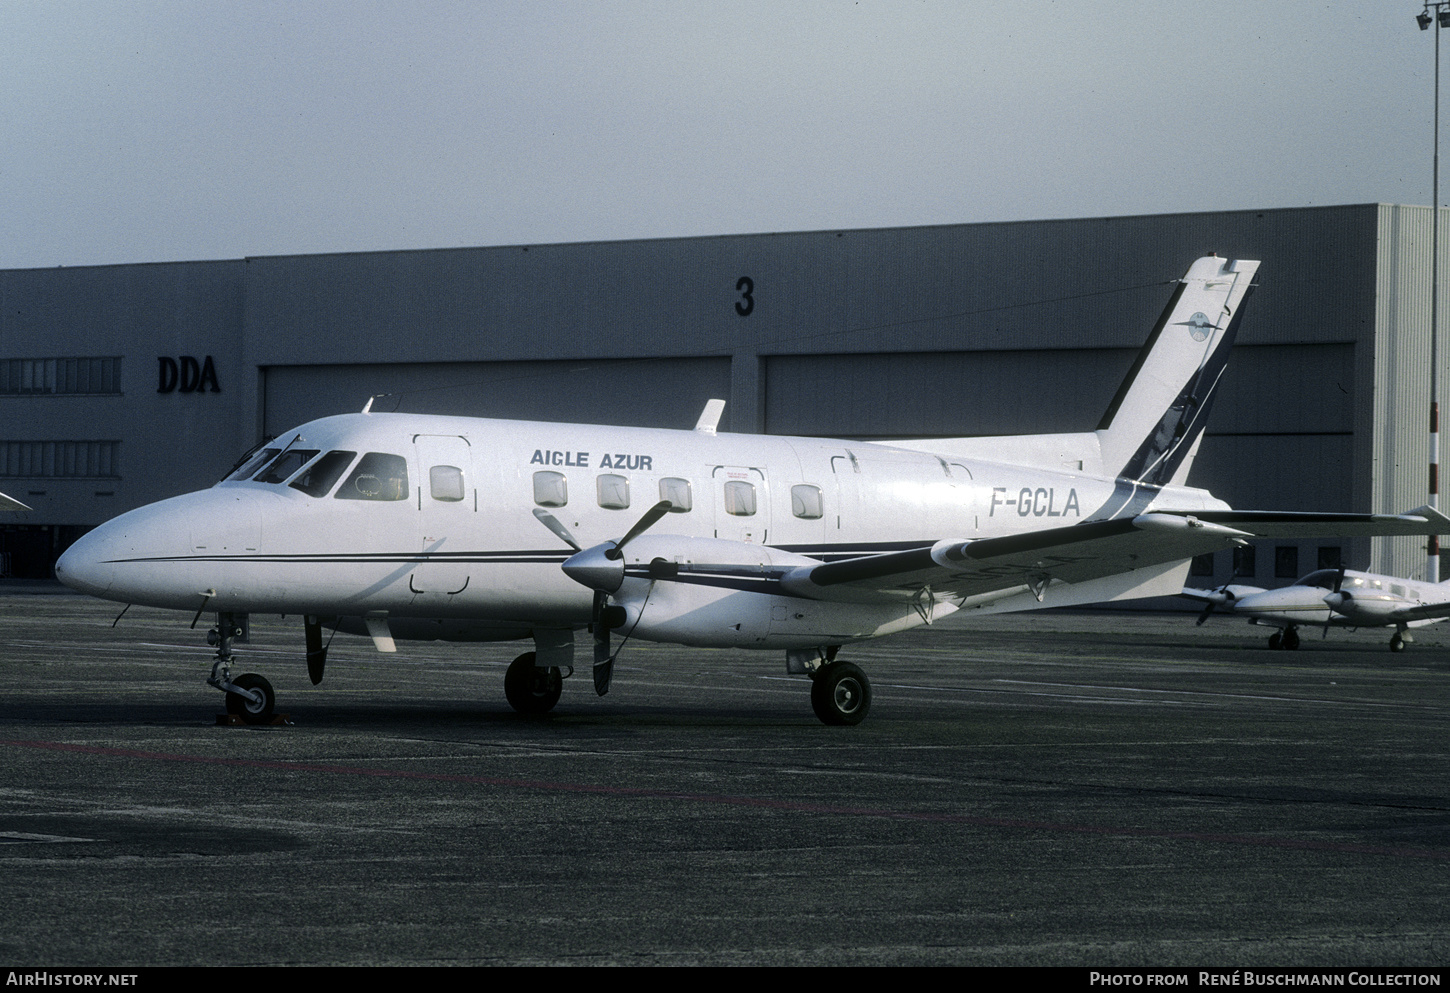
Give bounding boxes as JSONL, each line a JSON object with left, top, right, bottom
{"left": 55, "top": 528, "right": 114, "bottom": 597}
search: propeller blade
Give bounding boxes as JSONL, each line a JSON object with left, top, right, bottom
{"left": 607, "top": 500, "right": 674, "bottom": 559}
{"left": 1196, "top": 602, "right": 1215, "bottom": 626}
{"left": 592, "top": 590, "right": 613, "bottom": 696}
{"left": 532, "top": 507, "right": 581, "bottom": 551}
{"left": 1325, "top": 565, "right": 1348, "bottom": 636}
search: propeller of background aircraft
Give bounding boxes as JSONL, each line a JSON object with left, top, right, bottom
{"left": 1193, "top": 567, "right": 1263, "bottom": 626}
{"left": 1195, "top": 584, "right": 1240, "bottom": 626}
{"left": 1320, "top": 563, "right": 1348, "bottom": 637}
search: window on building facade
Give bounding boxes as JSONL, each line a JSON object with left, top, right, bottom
{"left": 1274, "top": 545, "right": 1299, "bottom": 580}
{"left": 0, "top": 441, "right": 120, "bottom": 478}
{"left": 1232, "top": 544, "right": 1256, "bottom": 579}
{"left": 0, "top": 358, "right": 121, "bottom": 395}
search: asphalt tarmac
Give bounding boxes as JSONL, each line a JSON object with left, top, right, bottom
{"left": 2, "top": 589, "right": 1449, "bottom": 967}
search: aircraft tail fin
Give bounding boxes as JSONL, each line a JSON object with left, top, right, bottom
{"left": 1096, "top": 256, "right": 1259, "bottom": 487}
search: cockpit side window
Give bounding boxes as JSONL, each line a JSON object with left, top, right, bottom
{"left": 334, "top": 452, "right": 410, "bottom": 501}
{"left": 225, "top": 447, "right": 280, "bottom": 482}
{"left": 254, "top": 449, "right": 321, "bottom": 485}
{"left": 290, "top": 450, "right": 358, "bottom": 497}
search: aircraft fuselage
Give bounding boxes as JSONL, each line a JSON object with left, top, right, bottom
{"left": 57, "top": 410, "right": 1225, "bottom": 647}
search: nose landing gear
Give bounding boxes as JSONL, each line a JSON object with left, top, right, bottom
{"left": 205, "top": 611, "right": 281, "bottom": 725}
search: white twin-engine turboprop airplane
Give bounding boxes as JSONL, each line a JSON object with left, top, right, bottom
{"left": 54, "top": 256, "right": 1450, "bottom": 725}
{"left": 1185, "top": 567, "right": 1450, "bottom": 651}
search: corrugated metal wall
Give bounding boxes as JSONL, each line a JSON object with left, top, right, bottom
{"left": 6, "top": 203, "right": 1439, "bottom": 590}
{"left": 1373, "top": 204, "right": 1446, "bottom": 580}
{"left": 263, "top": 357, "right": 732, "bottom": 437}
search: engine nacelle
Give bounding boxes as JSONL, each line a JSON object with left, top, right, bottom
{"left": 591, "top": 534, "right": 957, "bottom": 649}
{"left": 1323, "top": 590, "right": 1405, "bottom": 623}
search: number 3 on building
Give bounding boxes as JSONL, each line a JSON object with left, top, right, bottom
{"left": 735, "top": 276, "right": 754, "bottom": 317}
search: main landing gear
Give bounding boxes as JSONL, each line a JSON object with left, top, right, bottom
{"left": 504, "top": 652, "right": 563, "bottom": 715}
{"left": 808, "top": 658, "right": 873, "bottom": 726}
{"left": 1267, "top": 627, "right": 1301, "bottom": 651}
{"left": 787, "top": 648, "right": 873, "bottom": 726}
{"left": 206, "top": 611, "right": 278, "bottom": 725}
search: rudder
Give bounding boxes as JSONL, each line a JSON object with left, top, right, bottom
{"left": 1096, "top": 256, "right": 1259, "bottom": 486}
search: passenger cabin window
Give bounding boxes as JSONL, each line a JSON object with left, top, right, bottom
{"left": 225, "top": 447, "right": 280, "bottom": 482}
{"left": 597, "top": 474, "right": 630, "bottom": 510}
{"left": 791, "top": 484, "right": 823, "bottom": 520}
{"left": 723, "top": 480, "right": 756, "bottom": 517}
{"left": 430, "top": 465, "right": 465, "bottom": 502}
{"left": 533, "top": 471, "right": 567, "bottom": 508}
{"left": 254, "top": 449, "right": 320, "bottom": 484}
{"left": 334, "top": 452, "right": 409, "bottom": 501}
{"left": 659, "top": 477, "right": 692, "bottom": 513}
{"left": 290, "top": 450, "right": 357, "bottom": 497}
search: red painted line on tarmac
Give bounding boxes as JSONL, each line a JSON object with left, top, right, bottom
{"left": 5, "top": 737, "right": 1448, "bottom": 861}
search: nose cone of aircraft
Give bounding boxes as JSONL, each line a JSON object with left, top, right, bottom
{"left": 55, "top": 528, "right": 115, "bottom": 597}
{"left": 561, "top": 543, "right": 625, "bottom": 593}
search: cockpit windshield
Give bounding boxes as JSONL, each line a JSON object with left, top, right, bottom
{"left": 1297, "top": 569, "right": 1348, "bottom": 590}
{"left": 290, "top": 450, "right": 357, "bottom": 497}
{"left": 224, "top": 447, "right": 281, "bottom": 482}
{"left": 254, "top": 449, "right": 321, "bottom": 484}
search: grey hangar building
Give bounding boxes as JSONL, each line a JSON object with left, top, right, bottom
{"left": 0, "top": 202, "right": 1442, "bottom": 590}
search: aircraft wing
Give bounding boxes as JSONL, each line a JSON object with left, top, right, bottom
{"left": 1180, "top": 583, "right": 1266, "bottom": 603}
{"left": 781, "top": 509, "right": 1450, "bottom": 606}
{"left": 1382, "top": 600, "right": 1450, "bottom": 623}
{"left": 0, "top": 491, "right": 30, "bottom": 512}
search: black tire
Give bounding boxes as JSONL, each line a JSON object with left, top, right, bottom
{"left": 810, "top": 661, "right": 872, "bottom": 726}
{"left": 225, "top": 673, "right": 275, "bottom": 725}
{"left": 1268, "top": 632, "right": 1282, "bottom": 650}
{"left": 1390, "top": 633, "right": 1406, "bottom": 652}
{"left": 504, "top": 652, "right": 562, "bottom": 714}
{"left": 1283, "top": 628, "right": 1300, "bottom": 651}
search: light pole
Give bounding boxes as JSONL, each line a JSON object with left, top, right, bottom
{"left": 1418, "top": 3, "right": 1446, "bottom": 582}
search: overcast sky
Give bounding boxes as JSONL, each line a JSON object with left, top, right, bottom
{"left": 0, "top": 0, "right": 1437, "bottom": 270}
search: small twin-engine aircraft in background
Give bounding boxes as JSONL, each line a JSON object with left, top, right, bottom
{"left": 1185, "top": 567, "right": 1450, "bottom": 651}
{"left": 54, "top": 256, "right": 1450, "bottom": 725}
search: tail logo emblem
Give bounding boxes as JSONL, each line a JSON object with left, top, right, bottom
{"left": 1178, "top": 311, "right": 1213, "bottom": 341}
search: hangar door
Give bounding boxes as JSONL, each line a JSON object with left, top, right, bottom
{"left": 263, "top": 357, "right": 733, "bottom": 439}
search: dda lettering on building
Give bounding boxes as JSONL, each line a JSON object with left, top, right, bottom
{"left": 157, "top": 356, "right": 221, "bottom": 394}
